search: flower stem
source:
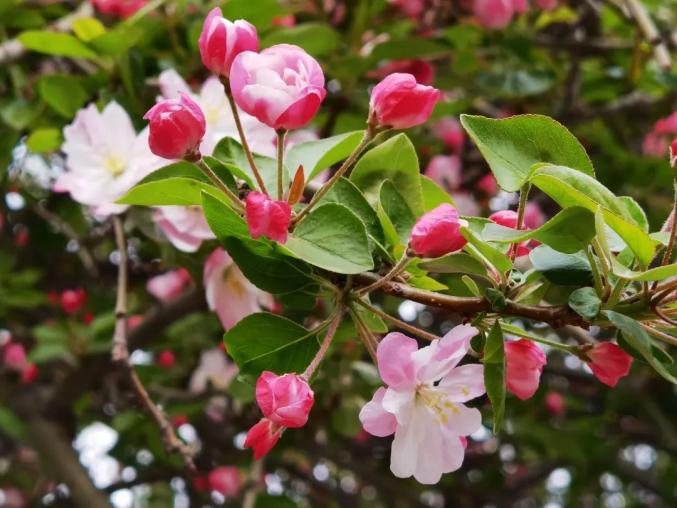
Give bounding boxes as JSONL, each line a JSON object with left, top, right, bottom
{"left": 585, "top": 247, "right": 604, "bottom": 298}
{"left": 302, "top": 305, "right": 344, "bottom": 380}
{"left": 510, "top": 183, "right": 531, "bottom": 262}
{"left": 276, "top": 129, "right": 286, "bottom": 200}
{"left": 660, "top": 176, "right": 677, "bottom": 267}
{"left": 348, "top": 306, "right": 378, "bottom": 364}
{"left": 356, "top": 253, "right": 409, "bottom": 296}
{"left": 195, "top": 158, "right": 244, "bottom": 213}
{"left": 221, "top": 78, "right": 269, "bottom": 195}
{"left": 293, "top": 125, "right": 376, "bottom": 226}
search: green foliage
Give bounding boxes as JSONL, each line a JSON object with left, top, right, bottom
{"left": 285, "top": 131, "right": 364, "bottom": 180}
{"left": 568, "top": 287, "right": 601, "bottom": 320}
{"left": 483, "top": 322, "right": 505, "bottom": 433}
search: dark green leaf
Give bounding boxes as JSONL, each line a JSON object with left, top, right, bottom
{"left": 529, "top": 245, "right": 592, "bottom": 286}
{"left": 377, "top": 180, "right": 416, "bottom": 247}
{"left": 568, "top": 287, "right": 601, "bottom": 320}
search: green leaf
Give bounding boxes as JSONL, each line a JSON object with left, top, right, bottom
{"left": 26, "top": 128, "right": 62, "bottom": 152}
{"left": 117, "top": 162, "right": 228, "bottom": 206}
{"left": 320, "top": 177, "right": 384, "bottom": 246}
{"left": 224, "top": 313, "right": 319, "bottom": 377}
{"left": 460, "top": 114, "right": 594, "bottom": 192}
{"left": 568, "top": 287, "right": 601, "bottom": 320}
{"left": 285, "top": 131, "right": 364, "bottom": 181}
{"left": 461, "top": 226, "right": 513, "bottom": 274}
{"left": 610, "top": 260, "right": 677, "bottom": 281}
{"left": 377, "top": 181, "right": 416, "bottom": 247}
{"left": 261, "top": 23, "right": 340, "bottom": 57}
{"left": 420, "top": 175, "right": 455, "bottom": 211}
{"left": 72, "top": 17, "right": 106, "bottom": 42}
{"left": 419, "top": 252, "right": 489, "bottom": 277}
{"left": 605, "top": 311, "right": 677, "bottom": 384}
{"left": 351, "top": 133, "right": 424, "bottom": 216}
{"left": 370, "top": 38, "right": 451, "bottom": 61}
{"left": 285, "top": 204, "right": 374, "bottom": 274}
{"left": 530, "top": 165, "right": 657, "bottom": 267}
{"left": 483, "top": 322, "right": 505, "bottom": 433}
{"left": 617, "top": 196, "right": 649, "bottom": 232}
{"left": 213, "top": 136, "right": 280, "bottom": 192}
{"left": 201, "top": 192, "right": 250, "bottom": 240}
{"left": 530, "top": 245, "right": 592, "bottom": 286}
{"left": 0, "top": 407, "right": 26, "bottom": 441}
{"left": 482, "top": 207, "right": 595, "bottom": 254}
{"left": 37, "top": 75, "right": 88, "bottom": 118}
{"left": 18, "top": 30, "right": 97, "bottom": 59}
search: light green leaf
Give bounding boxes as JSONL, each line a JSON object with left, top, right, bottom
{"left": 224, "top": 313, "right": 319, "bottom": 377}
{"left": 460, "top": 114, "right": 594, "bottom": 192}
{"left": 72, "top": 17, "right": 106, "bottom": 42}
{"left": 37, "top": 74, "right": 88, "bottom": 118}
{"left": 351, "top": 133, "right": 424, "bottom": 216}
{"left": 420, "top": 175, "right": 455, "bottom": 211}
{"left": 26, "top": 128, "right": 62, "bottom": 153}
{"left": 261, "top": 23, "right": 340, "bottom": 57}
{"left": 212, "top": 136, "right": 281, "bottom": 192}
{"left": 484, "top": 322, "right": 505, "bottom": 433}
{"left": 461, "top": 226, "right": 513, "bottom": 274}
{"left": 19, "top": 30, "right": 97, "bottom": 58}
{"left": 419, "top": 252, "right": 488, "bottom": 278}
{"left": 610, "top": 259, "right": 677, "bottom": 282}
{"left": 482, "top": 207, "right": 595, "bottom": 254}
{"left": 285, "top": 131, "right": 364, "bottom": 180}
{"left": 285, "top": 204, "right": 374, "bottom": 274}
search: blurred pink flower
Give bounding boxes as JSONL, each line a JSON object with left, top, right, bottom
{"left": 189, "top": 348, "right": 238, "bottom": 393}
{"left": 390, "top": 0, "right": 426, "bottom": 17}
{"left": 432, "top": 117, "right": 465, "bottom": 153}
{"left": 3, "top": 342, "right": 27, "bottom": 371}
{"left": 535, "top": 0, "right": 558, "bottom": 10}
{"left": 544, "top": 391, "right": 565, "bottom": 416}
{"left": 56, "top": 102, "right": 164, "bottom": 217}
{"left": 90, "top": 0, "right": 147, "bottom": 18}
{"left": 451, "top": 192, "right": 481, "bottom": 216}
{"left": 147, "top": 269, "right": 192, "bottom": 303}
{"left": 370, "top": 60, "right": 435, "bottom": 85}
{"left": 477, "top": 173, "right": 499, "bottom": 195}
{"left": 359, "top": 325, "right": 484, "bottom": 484}
{"left": 505, "top": 339, "right": 546, "bottom": 400}
{"left": 230, "top": 44, "right": 326, "bottom": 130}
{"left": 643, "top": 112, "right": 677, "bottom": 158}
{"left": 474, "top": 0, "right": 514, "bottom": 29}
{"left": 199, "top": 8, "right": 258, "bottom": 77}
{"left": 424, "top": 155, "right": 462, "bottom": 191}
{"left": 203, "top": 249, "right": 274, "bottom": 330}
{"left": 208, "top": 467, "right": 242, "bottom": 497}
{"left": 370, "top": 73, "right": 440, "bottom": 130}
{"left": 153, "top": 206, "right": 215, "bottom": 253}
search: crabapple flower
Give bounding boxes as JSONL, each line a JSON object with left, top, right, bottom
{"left": 505, "top": 339, "right": 546, "bottom": 400}
{"left": 189, "top": 348, "right": 238, "bottom": 393}
{"left": 61, "top": 288, "right": 87, "bottom": 315}
{"left": 643, "top": 112, "right": 677, "bottom": 158}
{"left": 390, "top": 0, "right": 427, "bottom": 18}
{"left": 244, "top": 418, "right": 283, "bottom": 460}
{"left": 203, "top": 249, "right": 274, "bottom": 330}
{"left": 409, "top": 204, "right": 468, "bottom": 258}
{"left": 369, "top": 73, "right": 440, "bottom": 129}
{"left": 3, "top": 342, "right": 27, "bottom": 371}
{"left": 370, "top": 59, "right": 435, "bottom": 85}
{"left": 524, "top": 202, "right": 546, "bottom": 229}
{"left": 55, "top": 102, "right": 164, "bottom": 217}
{"left": 424, "top": 155, "right": 462, "bottom": 191}
{"left": 144, "top": 94, "right": 206, "bottom": 159}
{"left": 489, "top": 210, "right": 531, "bottom": 257}
{"left": 432, "top": 117, "right": 465, "bottom": 153}
{"left": 147, "top": 269, "right": 192, "bottom": 303}
{"left": 586, "top": 342, "right": 632, "bottom": 387}
{"left": 545, "top": 391, "right": 565, "bottom": 416}
{"left": 90, "top": 0, "right": 147, "bottom": 18}
{"left": 22, "top": 364, "right": 39, "bottom": 384}
{"left": 451, "top": 192, "right": 481, "bottom": 217}
{"left": 199, "top": 8, "right": 258, "bottom": 77}
{"left": 156, "top": 350, "right": 176, "bottom": 369}
{"left": 359, "top": 325, "right": 484, "bottom": 484}
{"left": 208, "top": 467, "right": 242, "bottom": 498}
{"left": 474, "top": 0, "right": 514, "bottom": 29}
{"left": 255, "top": 371, "right": 314, "bottom": 428}
{"left": 477, "top": 173, "right": 498, "bottom": 195}
{"left": 230, "top": 44, "right": 326, "bottom": 130}
{"left": 245, "top": 191, "right": 292, "bottom": 243}
{"left": 535, "top": 0, "right": 558, "bottom": 10}
{"left": 153, "top": 206, "right": 215, "bottom": 253}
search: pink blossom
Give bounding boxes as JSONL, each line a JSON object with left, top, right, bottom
{"left": 90, "top": 0, "right": 147, "bottom": 18}
{"left": 390, "top": 0, "right": 426, "bottom": 17}
{"left": 208, "top": 467, "right": 242, "bottom": 497}
{"left": 535, "top": 0, "right": 558, "bottom": 10}
{"left": 189, "top": 348, "right": 238, "bottom": 393}
{"left": 586, "top": 342, "right": 632, "bottom": 387}
{"left": 3, "top": 342, "right": 27, "bottom": 371}
{"left": 505, "top": 339, "right": 547, "bottom": 400}
{"left": 512, "top": 0, "right": 529, "bottom": 13}
{"left": 424, "top": 155, "right": 462, "bottom": 191}
{"left": 370, "top": 73, "right": 440, "bottom": 130}
{"left": 157, "top": 350, "right": 176, "bottom": 368}
{"left": 153, "top": 206, "right": 215, "bottom": 253}
{"left": 671, "top": 138, "right": 677, "bottom": 168}
{"left": 56, "top": 102, "right": 164, "bottom": 217}
{"left": 146, "top": 269, "right": 192, "bottom": 303}
{"left": 473, "top": 0, "right": 514, "bottom": 29}
{"left": 203, "top": 249, "right": 274, "bottom": 330}
{"left": 244, "top": 418, "right": 283, "bottom": 459}
{"left": 370, "top": 60, "right": 436, "bottom": 85}
{"left": 524, "top": 202, "right": 546, "bottom": 229}
{"left": 256, "top": 371, "right": 315, "bottom": 428}
{"left": 544, "top": 391, "right": 565, "bottom": 416}
{"left": 451, "top": 192, "right": 481, "bottom": 216}
{"left": 477, "top": 173, "right": 499, "bottom": 195}
{"left": 359, "top": 325, "right": 484, "bottom": 484}
{"left": 144, "top": 94, "right": 206, "bottom": 159}
{"left": 245, "top": 191, "right": 292, "bottom": 243}
{"left": 432, "top": 117, "right": 465, "bottom": 153}
{"left": 272, "top": 14, "right": 296, "bottom": 27}
{"left": 643, "top": 112, "right": 677, "bottom": 158}
{"left": 489, "top": 209, "right": 531, "bottom": 257}
{"left": 61, "top": 288, "right": 87, "bottom": 315}
{"left": 230, "top": 44, "right": 326, "bottom": 130}
{"left": 410, "top": 204, "right": 468, "bottom": 258}
{"left": 199, "top": 8, "right": 258, "bottom": 77}
{"left": 22, "top": 364, "right": 39, "bottom": 384}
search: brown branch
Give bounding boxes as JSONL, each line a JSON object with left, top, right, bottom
{"left": 615, "top": 0, "right": 672, "bottom": 70}
{"left": 354, "top": 273, "right": 588, "bottom": 329}
{"left": 110, "top": 216, "right": 196, "bottom": 473}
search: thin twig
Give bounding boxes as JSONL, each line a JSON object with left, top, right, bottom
{"left": 618, "top": 0, "right": 672, "bottom": 71}
{"left": 303, "top": 305, "right": 344, "bottom": 379}
{"left": 195, "top": 158, "right": 244, "bottom": 212}
{"left": 357, "top": 254, "right": 409, "bottom": 296}
{"left": 110, "top": 216, "right": 196, "bottom": 472}
{"left": 242, "top": 459, "right": 264, "bottom": 508}
{"left": 348, "top": 307, "right": 378, "bottom": 364}
{"left": 354, "top": 298, "right": 439, "bottom": 342}
{"left": 640, "top": 322, "right": 677, "bottom": 346}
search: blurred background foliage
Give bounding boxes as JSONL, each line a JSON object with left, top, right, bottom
{"left": 0, "top": 0, "right": 676, "bottom": 507}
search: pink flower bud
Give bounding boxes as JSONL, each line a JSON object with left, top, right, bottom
{"left": 424, "top": 155, "right": 462, "bottom": 191}
{"left": 3, "top": 342, "right": 27, "bottom": 371}
{"left": 586, "top": 342, "right": 632, "bottom": 387}
{"left": 61, "top": 288, "right": 87, "bottom": 315}
{"left": 544, "top": 391, "right": 565, "bottom": 416}
{"left": 477, "top": 173, "right": 498, "bottom": 196}
{"left": 369, "top": 73, "right": 440, "bottom": 130}
{"left": 512, "top": 0, "right": 528, "bottom": 13}
{"left": 244, "top": 418, "right": 283, "bottom": 460}
{"left": 146, "top": 268, "right": 192, "bottom": 302}
{"left": 489, "top": 210, "right": 531, "bottom": 257}
{"left": 230, "top": 44, "right": 326, "bottom": 130}
{"left": 157, "top": 350, "right": 176, "bottom": 369}
{"left": 144, "top": 93, "right": 206, "bottom": 160}
{"left": 198, "top": 8, "right": 258, "bottom": 77}
{"left": 245, "top": 191, "right": 292, "bottom": 244}
{"left": 505, "top": 339, "right": 546, "bottom": 400}
{"left": 207, "top": 466, "right": 242, "bottom": 497}
{"left": 670, "top": 138, "right": 677, "bottom": 168}
{"left": 91, "top": 0, "right": 147, "bottom": 19}
{"left": 474, "top": 0, "right": 514, "bottom": 29}
{"left": 22, "top": 363, "right": 39, "bottom": 384}
{"left": 409, "top": 204, "right": 467, "bottom": 258}
{"left": 432, "top": 117, "right": 465, "bottom": 153}
{"left": 535, "top": 0, "right": 558, "bottom": 10}
{"left": 255, "top": 371, "right": 314, "bottom": 428}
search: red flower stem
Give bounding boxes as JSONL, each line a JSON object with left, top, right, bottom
{"left": 302, "top": 305, "right": 344, "bottom": 380}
